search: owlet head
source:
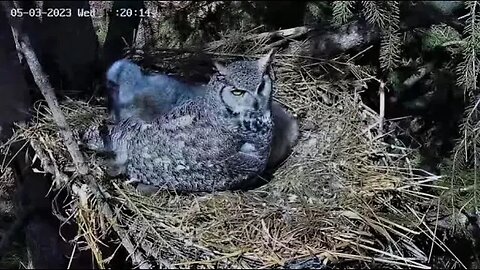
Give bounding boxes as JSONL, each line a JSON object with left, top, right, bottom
{"left": 209, "top": 50, "right": 276, "bottom": 116}
{"left": 106, "top": 59, "right": 144, "bottom": 88}
{"left": 106, "top": 59, "right": 146, "bottom": 119}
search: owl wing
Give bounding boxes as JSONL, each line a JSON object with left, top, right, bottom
{"left": 81, "top": 123, "right": 115, "bottom": 153}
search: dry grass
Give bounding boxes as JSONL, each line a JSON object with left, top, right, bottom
{"left": 0, "top": 32, "right": 460, "bottom": 269}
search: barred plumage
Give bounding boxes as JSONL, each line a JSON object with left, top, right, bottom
{"left": 83, "top": 51, "right": 282, "bottom": 192}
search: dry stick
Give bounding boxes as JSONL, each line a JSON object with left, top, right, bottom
{"left": 378, "top": 81, "right": 386, "bottom": 137}
{"left": 73, "top": 182, "right": 154, "bottom": 269}
{"left": 4, "top": 1, "right": 88, "bottom": 175}
{"left": 207, "top": 26, "right": 311, "bottom": 51}
{"left": 32, "top": 141, "right": 155, "bottom": 268}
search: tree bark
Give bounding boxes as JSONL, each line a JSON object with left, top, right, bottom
{"left": 41, "top": 1, "right": 100, "bottom": 97}
{"left": 103, "top": 0, "right": 145, "bottom": 68}
{"left": 0, "top": 2, "right": 97, "bottom": 268}
{"left": 0, "top": 6, "right": 30, "bottom": 137}
{"left": 0, "top": 2, "right": 66, "bottom": 268}
{"left": 5, "top": 0, "right": 89, "bottom": 175}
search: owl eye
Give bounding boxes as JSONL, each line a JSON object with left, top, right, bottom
{"left": 231, "top": 89, "right": 246, "bottom": 96}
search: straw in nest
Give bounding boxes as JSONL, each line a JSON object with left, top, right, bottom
{"left": 1, "top": 31, "right": 457, "bottom": 269}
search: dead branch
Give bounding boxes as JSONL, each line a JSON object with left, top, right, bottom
{"left": 26, "top": 137, "right": 155, "bottom": 268}
{"left": 207, "top": 12, "right": 456, "bottom": 60}
{"left": 205, "top": 20, "right": 381, "bottom": 59}
{"left": 206, "top": 26, "right": 311, "bottom": 52}
{"left": 72, "top": 181, "right": 154, "bottom": 269}
{"left": 3, "top": 1, "right": 88, "bottom": 175}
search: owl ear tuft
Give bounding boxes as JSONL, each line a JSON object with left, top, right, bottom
{"left": 213, "top": 61, "right": 229, "bottom": 76}
{"left": 257, "top": 49, "right": 276, "bottom": 74}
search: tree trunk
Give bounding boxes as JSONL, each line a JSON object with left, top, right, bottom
{"left": 41, "top": 1, "right": 100, "bottom": 97}
{"left": 103, "top": 0, "right": 144, "bottom": 68}
{"left": 0, "top": 3, "right": 93, "bottom": 268}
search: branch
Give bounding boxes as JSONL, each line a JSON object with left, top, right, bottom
{"left": 206, "top": 26, "right": 312, "bottom": 52}
{"left": 205, "top": 20, "right": 381, "bottom": 58}
{"left": 72, "top": 181, "right": 154, "bottom": 269}
{"left": 2, "top": 0, "right": 88, "bottom": 175}
{"left": 28, "top": 138, "right": 155, "bottom": 268}
{"left": 2, "top": 2, "right": 155, "bottom": 268}
{"left": 204, "top": 7, "right": 464, "bottom": 59}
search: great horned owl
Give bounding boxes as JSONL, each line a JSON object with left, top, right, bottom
{"left": 83, "top": 51, "right": 276, "bottom": 192}
{"left": 105, "top": 55, "right": 299, "bottom": 172}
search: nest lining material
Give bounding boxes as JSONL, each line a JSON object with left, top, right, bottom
{"left": 1, "top": 38, "right": 444, "bottom": 269}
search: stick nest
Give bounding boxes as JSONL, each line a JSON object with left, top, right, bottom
{"left": 1, "top": 33, "right": 444, "bottom": 269}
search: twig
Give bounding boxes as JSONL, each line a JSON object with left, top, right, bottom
{"left": 407, "top": 205, "right": 467, "bottom": 269}
{"left": 3, "top": 0, "right": 88, "bottom": 175}
{"left": 207, "top": 26, "right": 311, "bottom": 51}
{"left": 264, "top": 27, "right": 312, "bottom": 51}
{"left": 378, "top": 81, "right": 386, "bottom": 136}
{"left": 2, "top": 3, "right": 154, "bottom": 268}
{"left": 72, "top": 181, "right": 154, "bottom": 269}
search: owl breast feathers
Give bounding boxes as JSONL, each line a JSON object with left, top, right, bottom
{"left": 84, "top": 94, "right": 273, "bottom": 192}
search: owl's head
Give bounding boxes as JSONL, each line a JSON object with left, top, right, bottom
{"left": 106, "top": 59, "right": 143, "bottom": 88}
{"left": 208, "top": 50, "right": 276, "bottom": 117}
{"left": 106, "top": 59, "right": 151, "bottom": 122}
{"left": 106, "top": 59, "right": 145, "bottom": 110}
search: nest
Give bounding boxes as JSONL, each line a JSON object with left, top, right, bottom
{"left": 2, "top": 33, "right": 448, "bottom": 269}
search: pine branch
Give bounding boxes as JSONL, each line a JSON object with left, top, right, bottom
{"left": 456, "top": 1, "right": 480, "bottom": 92}
{"left": 305, "top": 2, "right": 324, "bottom": 23}
{"left": 379, "top": 1, "right": 401, "bottom": 71}
{"left": 332, "top": 1, "right": 355, "bottom": 25}
{"left": 453, "top": 94, "right": 480, "bottom": 169}
{"left": 361, "top": 1, "right": 388, "bottom": 29}
{"left": 423, "top": 24, "right": 462, "bottom": 51}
